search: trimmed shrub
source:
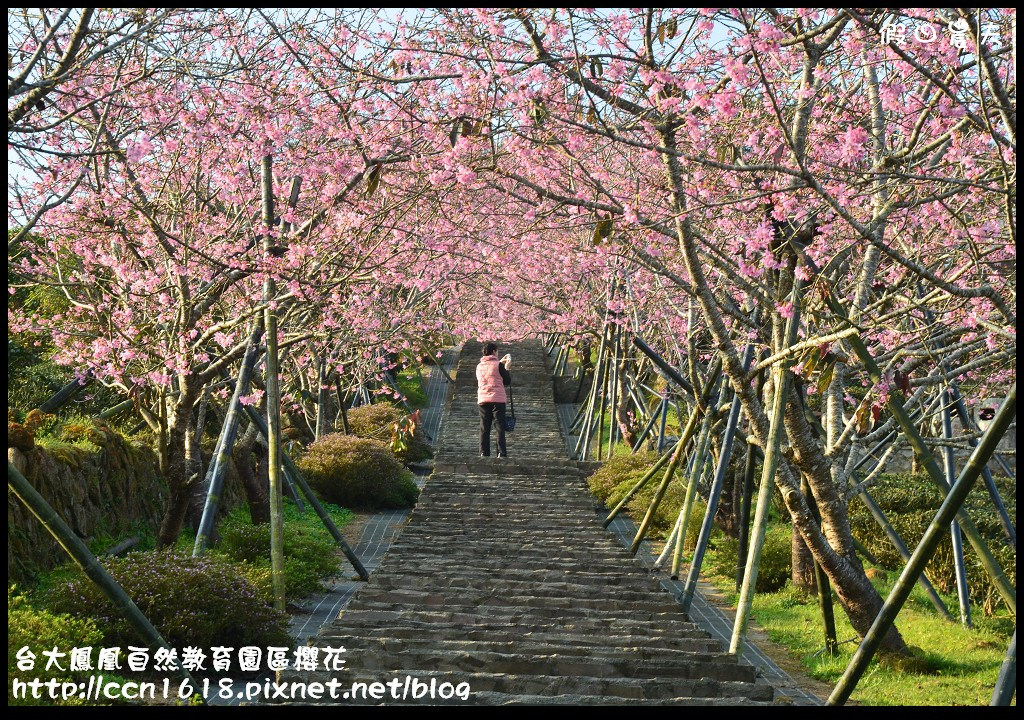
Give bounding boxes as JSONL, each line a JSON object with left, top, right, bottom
{"left": 298, "top": 433, "right": 419, "bottom": 509}
{"left": 849, "top": 472, "right": 1016, "bottom": 614}
{"left": 589, "top": 451, "right": 715, "bottom": 542}
{"left": 707, "top": 524, "right": 792, "bottom": 593}
{"left": 345, "top": 404, "right": 432, "bottom": 463}
{"left": 217, "top": 517, "right": 339, "bottom": 600}
{"left": 46, "top": 550, "right": 290, "bottom": 649}
{"left": 8, "top": 589, "right": 104, "bottom": 706}
{"left": 588, "top": 451, "right": 660, "bottom": 504}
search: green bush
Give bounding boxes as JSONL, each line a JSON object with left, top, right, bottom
{"left": 8, "top": 589, "right": 105, "bottom": 706}
{"left": 849, "top": 472, "right": 1016, "bottom": 614}
{"left": 589, "top": 451, "right": 713, "bottom": 542}
{"left": 588, "top": 451, "right": 659, "bottom": 504}
{"left": 217, "top": 515, "right": 340, "bottom": 600}
{"left": 707, "top": 524, "right": 792, "bottom": 593}
{"left": 46, "top": 550, "right": 290, "bottom": 649}
{"left": 345, "top": 404, "right": 432, "bottom": 463}
{"left": 298, "top": 433, "right": 419, "bottom": 509}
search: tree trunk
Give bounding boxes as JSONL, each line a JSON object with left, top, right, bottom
{"left": 235, "top": 422, "right": 270, "bottom": 524}
{"left": 184, "top": 412, "right": 207, "bottom": 533}
{"left": 657, "top": 124, "right": 908, "bottom": 656}
{"left": 717, "top": 464, "right": 739, "bottom": 538}
{"left": 614, "top": 357, "right": 638, "bottom": 448}
{"left": 792, "top": 526, "right": 817, "bottom": 594}
{"left": 155, "top": 380, "right": 200, "bottom": 547}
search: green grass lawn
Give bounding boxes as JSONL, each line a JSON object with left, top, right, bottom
{"left": 395, "top": 366, "right": 429, "bottom": 408}
{"left": 683, "top": 525, "right": 1016, "bottom": 706}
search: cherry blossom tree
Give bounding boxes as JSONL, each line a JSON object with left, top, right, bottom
{"left": 8, "top": 8, "right": 1015, "bottom": 652}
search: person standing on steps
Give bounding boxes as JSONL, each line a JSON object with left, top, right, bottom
{"left": 477, "top": 342, "right": 512, "bottom": 458}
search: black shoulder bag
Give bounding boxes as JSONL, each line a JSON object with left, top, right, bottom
{"left": 503, "top": 377, "right": 516, "bottom": 432}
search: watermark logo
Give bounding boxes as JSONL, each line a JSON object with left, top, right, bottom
{"left": 879, "top": 16, "right": 1003, "bottom": 51}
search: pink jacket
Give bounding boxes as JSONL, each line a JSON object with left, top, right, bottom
{"left": 476, "top": 355, "right": 507, "bottom": 404}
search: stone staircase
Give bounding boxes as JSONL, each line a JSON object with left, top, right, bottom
{"left": 280, "top": 339, "right": 772, "bottom": 704}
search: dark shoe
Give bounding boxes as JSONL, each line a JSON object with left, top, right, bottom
{"left": 496, "top": 453, "right": 508, "bottom": 459}
{"left": 480, "top": 453, "right": 489, "bottom": 458}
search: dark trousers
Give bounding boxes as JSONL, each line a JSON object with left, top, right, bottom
{"left": 479, "top": 402, "right": 507, "bottom": 456}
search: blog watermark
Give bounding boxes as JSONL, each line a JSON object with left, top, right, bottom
{"left": 879, "top": 16, "right": 1003, "bottom": 51}
{"left": 10, "top": 674, "right": 473, "bottom": 703}
{"left": 14, "top": 643, "right": 347, "bottom": 674}
{"left": 10, "top": 643, "right": 473, "bottom": 703}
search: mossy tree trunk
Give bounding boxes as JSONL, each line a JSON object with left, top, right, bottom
{"left": 235, "top": 422, "right": 271, "bottom": 524}
{"left": 156, "top": 382, "right": 200, "bottom": 547}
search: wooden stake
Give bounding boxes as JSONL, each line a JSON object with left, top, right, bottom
{"left": 941, "top": 389, "right": 972, "bottom": 627}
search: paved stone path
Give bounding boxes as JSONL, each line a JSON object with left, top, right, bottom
{"left": 282, "top": 340, "right": 776, "bottom": 704}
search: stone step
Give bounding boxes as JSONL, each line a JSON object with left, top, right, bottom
{"left": 364, "top": 566, "right": 660, "bottom": 586}
{"left": 461, "top": 692, "right": 772, "bottom": 706}
{"left": 331, "top": 608, "right": 698, "bottom": 635}
{"left": 338, "top": 604, "right": 689, "bottom": 627}
{"left": 335, "top": 647, "right": 757, "bottom": 684}
{"left": 317, "top": 625, "right": 722, "bottom": 650}
{"left": 364, "top": 576, "right": 675, "bottom": 598}
{"left": 320, "top": 635, "right": 725, "bottom": 659}
{"left": 365, "top": 554, "right": 653, "bottom": 574}
{"left": 352, "top": 589, "right": 685, "bottom": 614}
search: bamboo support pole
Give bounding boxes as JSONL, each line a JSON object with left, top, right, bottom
{"left": 239, "top": 403, "right": 369, "bottom": 580}
{"left": 852, "top": 536, "right": 878, "bottom": 566}
{"left": 941, "top": 389, "right": 973, "bottom": 627}
{"left": 606, "top": 358, "right": 720, "bottom": 532}
{"left": 193, "top": 326, "right": 263, "bottom": 556}
{"left": 632, "top": 336, "right": 695, "bottom": 397}
{"left": 803, "top": 476, "right": 839, "bottom": 654}
{"left": 579, "top": 326, "right": 609, "bottom": 460}
{"left": 654, "top": 501, "right": 686, "bottom": 570}
{"left": 572, "top": 370, "right": 597, "bottom": 459}
{"left": 828, "top": 383, "right": 1016, "bottom": 706}
{"left": 603, "top": 439, "right": 680, "bottom": 528}
{"left": 730, "top": 279, "right": 801, "bottom": 656}
{"left": 629, "top": 429, "right": 689, "bottom": 556}
{"left": 97, "top": 398, "right": 134, "bottom": 420}
{"left": 735, "top": 365, "right": 766, "bottom": 591}
{"left": 949, "top": 389, "right": 1016, "bottom": 548}
{"left": 735, "top": 438, "right": 759, "bottom": 592}
{"left": 9, "top": 462, "right": 204, "bottom": 703}
{"left": 38, "top": 374, "right": 92, "bottom": 413}
{"left": 262, "top": 156, "right": 287, "bottom": 612}
{"left": 680, "top": 341, "right": 755, "bottom": 601}
{"left": 596, "top": 335, "right": 610, "bottom": 461}
{"left": 813, "top": 544, "right": 839, "bottom": 655}
{"left": 671, "top": 408, "right": 716, "bottom": 579}
{"left": 656, "top": 394, "right": 670, "bottom": 452}
{"left": 607, "top": 327, "right": 619, "bottom": 457}
{"left": 335, "top": 379, "right": 351, "bottom": 434}
{"left": 632, "top": 396, "right": 664, "bottom": 453}
{"left": 990, "top": 629, "right": 1016, "bottom": 706}
{"left": 314, "top": 354, "right": 328, "bottom": 441}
